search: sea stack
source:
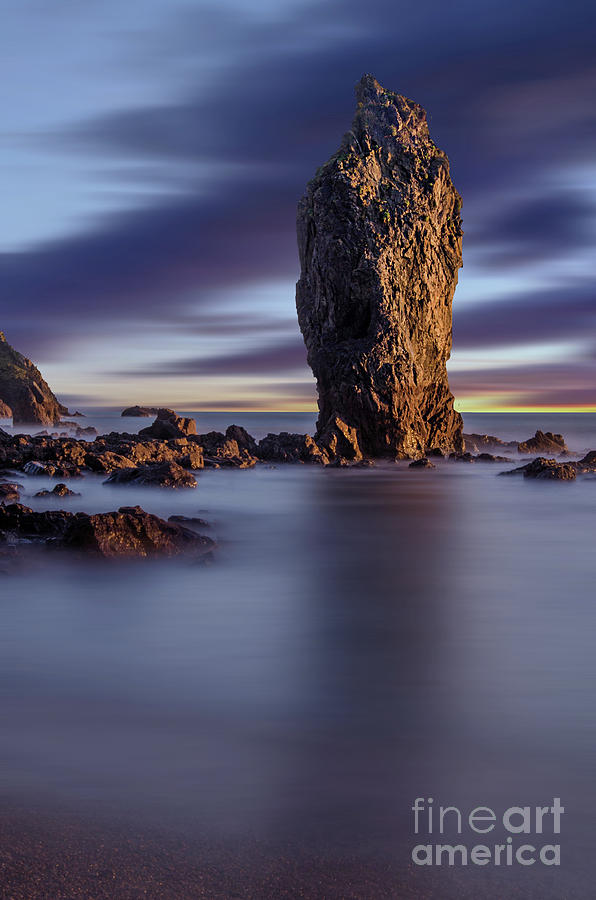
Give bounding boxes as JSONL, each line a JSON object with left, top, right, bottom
{"left": 296, "top": 74, "right": 464, "bottom": 458}
{"left": 0, "top": 331, "right": 68, "bottom": 425}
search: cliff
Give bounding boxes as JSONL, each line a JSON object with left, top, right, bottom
{"left": 0, "top": 332, "right": 68, "bottom": 425}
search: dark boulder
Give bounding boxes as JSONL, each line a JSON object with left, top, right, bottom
{"left": 139, "top": 409, "right": 197, "bottom": 439}
{"left": 409, "top": 458, "right": 435, "bottom": 469}
{"left": 257, "top": 432, "right": 329, "bottom": 464}
{"left": 34, "top": 483, "right": 80, "bottom": 498}
{"left": 0, "top": 482, "right": 21, "bottom": 502}
{"left": 104, "top": 461, "right": 197, "bottom": 488}
{"left": 500, "top": 457, "right": 577, "bottom": 481}
{"left": 60, "top": 506, "right": 215, "bottom": 559}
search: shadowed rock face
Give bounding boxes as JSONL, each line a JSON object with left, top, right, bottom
{"left": 296, "top": 74, "right": 464, "bottom": 458}
{"left": 0, "top": 332, "right": 67, "bottom": 425}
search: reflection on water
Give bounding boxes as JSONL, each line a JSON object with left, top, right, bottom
{"left": 1, "top": 413, "right": 596, "bottom": 897}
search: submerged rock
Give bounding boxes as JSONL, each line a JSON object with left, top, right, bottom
{"left": 104, "top": 460, "right": 197, "bottom": 488}
{"left": 296, "top": 74, "right": 463, "bottom": 459}
{"left": 409, "top": 458, "right": 435, "bottom": 469}
{"left": 463, "top": 433, "right": 518, "bottom": 454}
{"left": 34, "top": 483, "right": 80, "bottom": 498}
{"left": 0, "top": 331, "right": 68, "bottom": 425}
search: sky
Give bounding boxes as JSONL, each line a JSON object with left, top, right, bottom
{"left": 2, "top": 0, "right": 596, "bottom": 412}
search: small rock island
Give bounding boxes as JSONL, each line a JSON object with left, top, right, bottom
{"left": 296, "top": 74, "right": 463, "bottom": 458}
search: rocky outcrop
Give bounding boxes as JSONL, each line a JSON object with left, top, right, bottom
{"left": 296, "top": 74, "right": 463, "bottom": 459}
{"left": 517, "top": 430, "right": 568, "bottom": 455}
{"left": 121, "top": 406, "right": 161, "bottom": 417}
{"left": 257, "top": 432, "right": 329, "bottom": 465}
{"left": 198, "top": 427, "right": 257, "bottom": 468}
{"left": 60, "top": 506, "right": 214, "bottom": 559}
{"left": 104, "top": 461, "right": 197, "bottom": 488}
{"left": 463, "top": 433, "right": 518, "bottom": 454}
{"left": 0, "top": 400, "right": 12, "bottom": 419}
{"left": 0, "top": 332, "right": 68, "bottom": 425}
{"left": 500, "top": 457, "right": 577, "bottom": 481}
{"left": 0, "top": 483, "right": 21, "bottom": 502}
{"left": 0, "top": 503, "right": 215, "bottom": 559}
{"left": 139, "top": 409, "right": 197, "bottom": 439}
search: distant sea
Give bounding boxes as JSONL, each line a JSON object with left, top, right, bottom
{"left": 1, "top": 408, "right": 595, "bottom": 898}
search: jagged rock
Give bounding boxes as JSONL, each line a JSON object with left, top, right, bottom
{"left": 60, "top": 506, "right": 214, "bottom": 559}
{"left": 409, "top": 458, "right": 435, "bottom": 468}
{"left": 0, "top": 331, "right": 68, "bottom": 425}
{"left": 34, "top": 483, "right": 80, "bottom": 498}
{"left": 500, "top": 457, "right": 577, "bottom": 481}
{"left": 0, "top": 503, "right": 73, "bottom": 538}
{"left": 121, "top": 406, "right": 161, "bottom": 417}
{"left": 296, "top": 74, "right": 463, "bottom": 459}
{"left": 517, "top": 430, "right": 568, "bottom": 455}
{"left": 315, "top": 417, "right": 363, "bottom": 463}
{"left": 576, "top": 450, "right": 596, "bottom": 473}
{"left": 104, "top": 461, "right": 197, "bottom": 488}
{"left": 0, "top": 503, "right": 215, "bottom": 560}
{"left": 0, "top": 400, "right": 12, "bottom": 419}
{"left": 257, "top": 432, "right": 329, "bottom": 464}
{"left": 139, "top": 409, "right": 197, "bottom": 439}
{"left": 463, "top": 433, "right": 518, "bottom": 454}
{"left": 0, "top": 483, "right": 21, "bottom": 502}
{"left": 198, "top": 429, "right": 257, "bottom": 467}
{"left": 475, "top": 452, "right": 511, "bottom": 463}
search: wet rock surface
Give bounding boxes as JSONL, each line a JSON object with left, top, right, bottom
{"left": 139, "top": 409, "right": 197, "bottom": 440}
{"left": 500, "top": 457, "right": 577, "bottom": 481}
{"left": 0, "top": 503, "right": 215, "bottom": 559}
{"left": 104, "top": 461, "right": 198, "bottom": 488}
{"left": 296, "top": 74, "right": 463, "bottom": 459}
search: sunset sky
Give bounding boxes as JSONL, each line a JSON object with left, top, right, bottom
{"left": 2, "top": 0, "right": 596, "bottom": 412}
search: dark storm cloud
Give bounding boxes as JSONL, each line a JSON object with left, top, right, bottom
{"left": 453, "top": 281, "right": 596, "bottom": 349}
{"left": 4, "top": 0, "right": 596, "bottom": 404}
{"left": 121, "top": 337, "right": 308, "bottom": 378}
{"left": 467, "top": 192, "right": 596, "bottom": 267}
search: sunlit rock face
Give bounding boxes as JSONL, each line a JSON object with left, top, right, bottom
{"left": 296, "top": 74, "right": 464, "bottom": 458}
{"left": 0, "top": 331, "right": 67, "bottom": 425}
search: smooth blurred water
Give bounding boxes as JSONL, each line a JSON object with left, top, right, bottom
{"left": 1, "top": 412, "right": 596, "bottom": 897}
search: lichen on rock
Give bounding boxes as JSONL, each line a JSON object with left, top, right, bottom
{"left": 296, "top": 74, "right": 463, "bottom": 458}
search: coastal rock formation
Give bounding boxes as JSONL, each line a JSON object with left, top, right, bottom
{"left": 517, "top": 430, "right": 568, "bottom": 455}
{"left": 139, "top": 409, "right": 197, "bottom": 439}
{"left": 296, "top": 74, "right": 464, "bottom": 458}
{"left": 0, "top": 332, "right": 68, "bottom": 425}
{"left": 501, "top": 457, "right": 577, "bottom": 481}
{"left": 34, "top": 483, "right": 80, "bottom": 498}
{"left": 0, "top": 482, "right": 21, "bottom": 502}
{"left": 463, "top": 433, "right": 518, "bottom": 454}
{"left": 61, "top": 506, "right": 214, "bottom": 559}
{"left": 0, "top": 400, "right": 12, "bottom": 419}
{"left": 0, "top": 503, "right": 215, "bottom": 559}
{"left": 104, "top": 461, "right": 197, "bottom": 488}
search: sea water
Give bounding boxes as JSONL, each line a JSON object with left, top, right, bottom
{"left": 1, "top": 411, "right": 595, "bottom": 898}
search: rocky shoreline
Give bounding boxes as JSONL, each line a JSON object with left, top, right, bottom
{"left": 0, "top": 408, "right": 592, "bottom": 563}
